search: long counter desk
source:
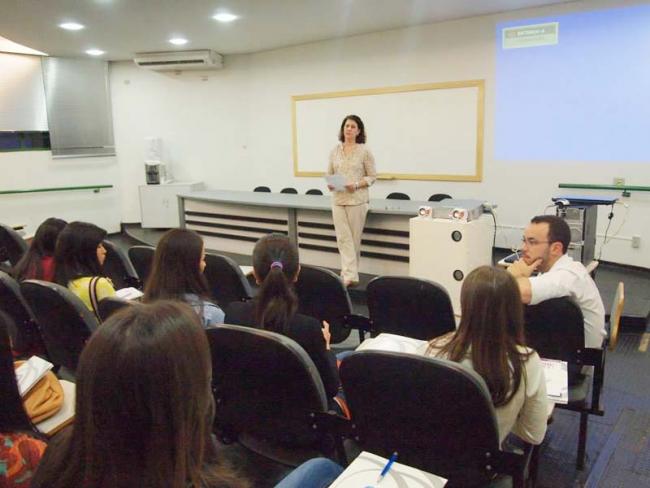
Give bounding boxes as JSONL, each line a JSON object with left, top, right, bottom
{"left": 179, "top": 190, "right": 496, "bottom": 316}
{"left": 178, "top": 190, "right": 488, "bottom": 278}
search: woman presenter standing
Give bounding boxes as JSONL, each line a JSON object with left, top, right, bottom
{"left": 327, "top": 115, "right": 376, "bottom": 287}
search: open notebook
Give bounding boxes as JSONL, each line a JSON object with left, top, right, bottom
{"left": 356, "top": 333, "right": 428, "bottom": 355}
{"left": 329, "top": 451, "right": 447, "bottom": 487}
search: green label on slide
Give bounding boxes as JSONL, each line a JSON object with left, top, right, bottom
{"left": 502, "top": 22, "right": 559, "bottom": 49}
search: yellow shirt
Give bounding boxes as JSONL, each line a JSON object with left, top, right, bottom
{"left": 68, "top": 276, "right": 116, "bottom": 313}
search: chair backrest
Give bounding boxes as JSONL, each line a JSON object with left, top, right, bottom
{"left": 203, "top": 253, "right": 253, "bottom": 307}
{"left": 305, "top": 189, "right": 323, "bottom": 195}
{"left": 0, "top": 223, "right": 29, "bottom": 267}
{"left": 608, "top": 282, "right": 624, "bottom": 351}
{"left": 127, "top": 245, "right": 155, "bottom": 286}
{"left": 20, "top": 280, "right": 98, "bottom": 372}
{"left": 102, "top": 240, "right": 140, "bottom": 289}
{"left": 340, "top": 351, "right": 512, "bottom": 486}
{"left": 253, "top": 186, "right": 271, "bottom": 192}
{"left": 366, "top": 276, "right": 455, "bottom": 340}
{"left": 294, "top": 265, "right": 352, "bottom": 344}
{"left": 524, "top": 297, "right": 586, "bottom": 362}
{"left": 428, "top": 193, "right": 452, "bottom": 202}
{"left": 280, "top": 187, "right": 298, "bottom": 194}
{"left": 0, "top": 271, "right": 43, "bottom": 356}
{"left": 386, "top": 192, "right": 410, "bottom": 200}
{"left": 207, "top": 324, "right": 329, "bottom": 451}
{"left": 97, "top": 296, "right": 132, "bottom": 323}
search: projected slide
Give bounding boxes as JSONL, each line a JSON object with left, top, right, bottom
{"left": 495, "top": 5, "right": 650, "bottom": 162}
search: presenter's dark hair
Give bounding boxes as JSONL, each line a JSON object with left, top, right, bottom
{"left": 12, "top": 217, "right": 67, "bottom": 281}
{"left": 427, "top": 266, "right": 532, "bottom": 407}
{"left": 30, "top": 301, "right": 245, "bottom": 488}
{"left": 338, "top": 114, "right": 366, "bottom": 143}
{"left": 252, "top": 233, "right": 299, "bottom": 335}
{"left": 0, "top": 311, "right": 39, "bottom": 435}
{"left": 54, "top": 221, "right": 107, "bottom": 285}
{"left": 530, "top": 215, "right": 571, "bottom": 254}
{"left": 144, "top": 228, "right": 210, "bottom": 302}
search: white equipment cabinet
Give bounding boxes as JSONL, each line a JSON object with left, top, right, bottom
{"left": 139, "top": 182, "right": 203, "bottom": 228}
{"left": 409, "top": 215, "right": 494, "bottom": 316}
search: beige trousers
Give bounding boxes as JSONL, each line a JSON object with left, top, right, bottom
{"left": 332, "top": 203, "right": 368, "bottom": 282}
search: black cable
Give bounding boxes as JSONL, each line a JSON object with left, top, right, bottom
{"left": 598, "top": 203, "right": 615, "bottom": 261}
{"left": 489, "top": 210, "right": 497, "bottom": 264}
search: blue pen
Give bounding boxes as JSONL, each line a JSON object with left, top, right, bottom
{"left": 376, "top": 452, "right": 398, "bottom": 484}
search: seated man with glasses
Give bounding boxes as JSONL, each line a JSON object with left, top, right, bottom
{"left": 507, "top": 215, "right": 606, "bottom": 349}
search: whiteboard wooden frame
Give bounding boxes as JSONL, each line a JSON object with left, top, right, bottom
{"left": 291, "top": 80, "right": 484, "bottom": 182}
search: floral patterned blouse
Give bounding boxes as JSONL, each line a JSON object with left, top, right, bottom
{"left": 0, "top": 432, "right": 46, "bottom": 487}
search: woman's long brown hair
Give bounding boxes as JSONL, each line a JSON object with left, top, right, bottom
{"left": 427, "top": 266, "right": 531, "bottom": 407}
{"left": 143, "top": 228, "right": 210, "bottom": 302}
{"left": 31, "top": 301, "right": 245, "bottom": 488}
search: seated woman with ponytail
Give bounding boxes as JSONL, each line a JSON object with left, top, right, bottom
{"left": 224, "top": 234, "right": 340, "bottom": 408}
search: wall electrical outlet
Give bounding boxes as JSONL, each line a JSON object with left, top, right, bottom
{"left": 632, "top": 235, "right": 641, "bottom": 248}
{"left": 613, "top": 177, "right": 625, "bottom": 186}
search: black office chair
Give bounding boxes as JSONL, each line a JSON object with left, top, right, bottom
{"left": 525, "top": 297, "right": 605, "bottom": 470}
{"left": 280, "top": 187, "right": 298, "bottom": 194}
{"left": 0, "top": 223, "right": 29, "bottom": 271}
{"left": 0, "top": 271, "right": 45, "bottom": 357}
{"left": 20, "top": 280, "right": 99, "bottom": 377}
{"left": 366, "top": 276, "right": 456, "bottom": 340}
{"left": 204, "top": 253, "right": 253, "bottom": 308}
{"left": 207, "top": 325, "right": 345, "bottom": 466}
{"left": 340, "top": 351, "right": 531, "bottom": 487}
{"left": 102, "top": 240, "right": 141, "bottom": 290}
{"left": 428, "top": 193, "right": 452, "bottom": 202}
{"left": 386, "top": 192, "right": 410, "bottom": 200}
{"left": 97, "top": 296, "right": 132, "bottom": 323}
{"left": 128, "top": 245, "right": 155, "bottom": 286}
{"left": 294, "top": 264, "right": 365, "bottom": 344}
{"left": 305, "top": 189, "right": 323, "bottom": 196}
{"left": 254, "top": 186, "right": 272, "bottom": 193}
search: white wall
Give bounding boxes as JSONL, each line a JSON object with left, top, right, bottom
{"left": 0, "top": 53, "right": 121, "bottom": 235}
{"left": 109, "top": 0, "right": 647, "bottom": 268}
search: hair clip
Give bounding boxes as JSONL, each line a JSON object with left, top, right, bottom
{"left": 270, "top": 261, "right": 283, "bottom": 270}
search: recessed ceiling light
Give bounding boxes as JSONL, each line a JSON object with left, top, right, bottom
{"left": 86, "top": 49, "right": 105, "bottom": 56}
{"left": 59, "top": 22, "right": 85, "bottom": 31}
{"left": 212, "top": 12, "right": 238, "bottom": 23}
{"left": 169, "top": 37, "right": 188, "bottom": 46}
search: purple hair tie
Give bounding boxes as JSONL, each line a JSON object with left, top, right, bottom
{"left": 270, "top": 261, "right": 284, "bottom": 270}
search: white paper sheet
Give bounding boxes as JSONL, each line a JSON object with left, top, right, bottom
{"left": 325, "top": 174, "right": 346, "bottom": 191}
{"left": 329, "top": 451, "right": 447, "bottom": 488}
{"left": 356, "top": 333, "right": 428, "bottom": 355}
{"left": 115, "top": 287, "right": 144, "bottom": 300}
{"left": 15, "top": 356, "right": 53, "bottom": 396}
{"left": 541, "top": 358, "right": 569, "bottom": 405}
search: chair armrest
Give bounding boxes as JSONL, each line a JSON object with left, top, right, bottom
{"left": 310, "top": 411, "right": 352, "bottom": 465}
{"left": 343, "top": 313, "right": 372, "bottom": 333}
{"left": 493, "top": 448, "right": 532, "bottom": 488}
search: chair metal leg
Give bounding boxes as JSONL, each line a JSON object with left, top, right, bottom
{"left": 529, "top": 444, "right": 540, "bottom": 487}
{"left": 357, "top": 329, "right": 365, "bottom": 343}
{"left": 576, "top": 412, "right": 588, "bottom": 470}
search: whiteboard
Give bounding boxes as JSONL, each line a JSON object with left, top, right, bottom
{"left": 292, "top": 80, "right": 484, "bottom": 182}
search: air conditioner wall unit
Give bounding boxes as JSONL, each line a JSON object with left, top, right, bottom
{"left": 133, "top": 50, "right": 223, "bottom": 71}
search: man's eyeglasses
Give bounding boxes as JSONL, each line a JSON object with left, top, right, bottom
{"left": 521, "top": 237, "right": 550, "bottom": 247}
